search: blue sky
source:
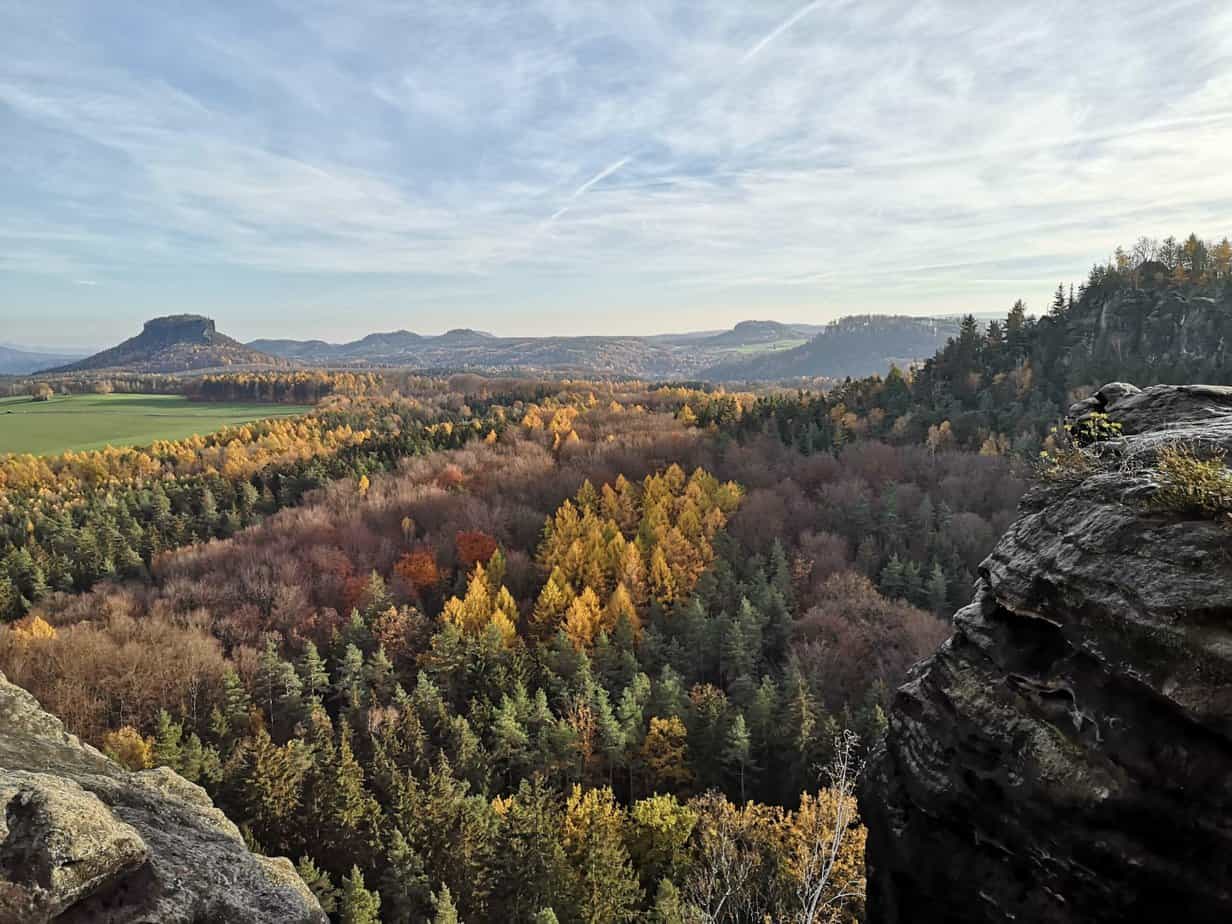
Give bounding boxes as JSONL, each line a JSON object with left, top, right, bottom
{"left": 3, "top": 1, "right": 1230, "bottom": 347}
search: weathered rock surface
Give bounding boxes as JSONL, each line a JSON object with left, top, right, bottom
{"left": 862, "top": 383, "right": 1232, "bottom": 923}
{"left": 0, "top": 671, "right": 325, "bottom": 924}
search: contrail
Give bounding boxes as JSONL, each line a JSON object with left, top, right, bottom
{"left": 541, "top": 155, "right": 631, "bottom": 229}
{"left": 741, "top": 1, "right": 821, "bottom": 64}
{"left": 570, "top": 156, "right": 631, "bottom": 200}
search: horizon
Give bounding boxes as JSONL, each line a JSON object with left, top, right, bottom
{"left": 4, "top": 1, "right": 1231, "bottom": 348}
{"left": 3, "top": 308, "right": 1012, "bottom": 356}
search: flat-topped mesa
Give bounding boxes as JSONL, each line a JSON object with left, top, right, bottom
{"left": 0, "top": 670, "right": 325, "bottom": 924}
{"left": 861, "top": 382, "right": 1232, "bottom": 924}
{"left": 43, "top": 315, "right": 283, "bottom": 374}
{"left": 140, "top": 314, "right": 218, "bottom": 344}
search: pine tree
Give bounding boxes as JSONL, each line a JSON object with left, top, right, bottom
{"left": 358, "top": 570, "right": 392, "bottom": 619}
{"left": 221, "top": 668, "right": 253, "bottom": 738}
{"left": 366, "top": 645, "right": 396, "bottom": 705}
{"left": 151, "top": 708, "right": 183, "bottom": 771}
{"left": 299, "top": 640, "right": 330, "bottom": 703}
{"left": 926, "top": 562, "right": 949, "bottom": 614}
{"left": 490, "top": 778, "right": 575, "bottom": 919}
{"left": 431, "top": 884, "right": 459, "bottom": 924}
{"left": 0, "top": 574, "right": 19, "bottom": 620}
{"left": 242, "top": 726, "right": 307, "bottom": 852}
{"left": 179, "top": 732, "right": 205, "bottom": 783}
{"left": 1051, "top": 283, "right": 1068, "bottom": 317}
{"left": 563, "top": 786, "right": 644, "bottom": 922}
{"left": 380, "top": 829, "right": 431, "bottom": 923}
{"left": 340, "top": 865, "right": 381, "bottom": 924}
{"left": 650, "top": 878, "right": 686, "bottom": 924}
{"left": 256, "top": 637, "right": 303, "bottom": 733}
{"left": 330, "top": 722, "right": 382, "bottom": 859}
{"left": 767, "top": 539, "right": 793, "bottom": 607}
{"left": 492, "top": 695, "right": 531, "bottom": 785}
{"left": 879, "top": 554, "right": 905, "bottom": 600}
{"left": 296, "top": 856, "right": 339, "bottom": 915}
{"left": 335, "top": 643, "right": 367, "bottom": 711}
{"left": 723, "top": 713, "right": 752, "bottom": 803}
{"left": 650, "top": 666, "right": 688, "bottom": 721}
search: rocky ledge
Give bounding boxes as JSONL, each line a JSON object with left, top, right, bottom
{"left": 0, "top": 671, "right": 325, "bottom": 924}
{"left": 862, "top": 383, "right": 1232, "bottom": 923}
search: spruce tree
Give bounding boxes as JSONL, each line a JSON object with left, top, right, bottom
{"left": 151, "top": 708, "right": 183, "bottom": 771}
{"left": 340, "top": 865, "right": 381, "bottom": 924}
{"left": 380, "top": 829, "right": 431, "bottom": 923}
{"left": 723, "top": 713, "right": 752, "bottom": 803}
{"left": 299, "top": 640, "right": 330, "bottom": 703}
{"left": 926, "top": 562, "right": 950, "bottom": 614}
{"left": 650, "top": 878, "right": 686, "bottom": 924}
{"left": 432, "top": 884, "right": 459, "bottom": 924}
{"left": 296, "top": 856, "right": 338, "bottom": 915}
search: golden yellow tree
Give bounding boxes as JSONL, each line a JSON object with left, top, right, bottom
{"left": 441, "top": 563, "right": 517, "bottom": 646}
{"left": 563, "top": 587, "right": 604, "bottom": 651}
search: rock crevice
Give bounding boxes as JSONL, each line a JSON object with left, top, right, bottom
{"left": 862, "top": 383, "right": 1232, "bottom": 923}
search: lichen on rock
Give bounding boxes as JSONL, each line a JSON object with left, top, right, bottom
{"left": 0, "top": 671, "right": 325, "bottom": 924}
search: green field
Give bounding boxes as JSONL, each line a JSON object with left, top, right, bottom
{"left": 730, "top": 338, "right": 808, "bottom": 354}
{"left": 0, "top": 394, "right": 313, "bottom": 456}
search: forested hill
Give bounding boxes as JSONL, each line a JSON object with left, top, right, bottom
{"left": 702, "top": 315, "right": 962, "bottom": 381}
{"left": 711, "top": 234, "right": 1232, "bottom": 457}
{"left": 48, "top": 315, "right": 285, "bottom": 374}
{"left": 910, "top": 234, "right": 1232, "bottom": 442}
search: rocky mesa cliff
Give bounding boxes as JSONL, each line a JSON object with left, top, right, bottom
{"left": 0, "top": 670, "right": 325, "bottom": 924}
{"left": 862, "top": 382, "right": 1232, "bottom": 923}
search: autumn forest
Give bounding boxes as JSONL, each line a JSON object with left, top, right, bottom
{"left": 1, "top": 236, "right": 1229, "bottom": 922}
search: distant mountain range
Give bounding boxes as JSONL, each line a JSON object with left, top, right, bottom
{"left": 0, "top": 344, "right": 87, "bottom": 375}
{"left": 28, "top": 313, "right": 966, "bottom": 381}
{"left": 45, "top": 315, "right": 285, "bottom": 374}
{"left": 248, "top": 319, "right": 828, "bottom": 378}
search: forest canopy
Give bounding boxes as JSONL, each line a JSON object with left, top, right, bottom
{"left": 1, "top": 234, "right": 1226, "bottom": 922}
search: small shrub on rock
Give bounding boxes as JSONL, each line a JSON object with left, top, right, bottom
{"left": 1151, "top": 444, "right": 1232, "bottom": 523}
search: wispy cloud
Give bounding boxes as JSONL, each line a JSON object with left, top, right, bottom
{"left": 1, "top": 0, "right": 1229, "bottom": 341}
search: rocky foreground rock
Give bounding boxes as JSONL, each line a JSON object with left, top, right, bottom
{"left": 0, "top": 671, "right": 325, "bottom": 923}
{"left": 862, "top": 383, "right": 1232, "bottom": 923}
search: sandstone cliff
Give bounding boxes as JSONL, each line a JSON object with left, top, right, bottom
{"left": 0, "top": 670, "right": 326, "bottom": 924}
{"left": 862, "top": 383, "right": 1232, "bottom": 923}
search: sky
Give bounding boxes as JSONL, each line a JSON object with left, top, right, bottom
{"left": 2, "top": 1, "right": 1230, "bottom": 348}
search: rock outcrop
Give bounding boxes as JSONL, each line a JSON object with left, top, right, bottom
{"left": 0, "top": 671, "right": 326, "bottom": 924}
{"left": 862, "top": 383, "right": 1232, "bottom": 923}
{"left": 43, "top": 315, "right": 285, "bottom": 374}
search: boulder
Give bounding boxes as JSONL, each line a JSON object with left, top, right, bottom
{"left": 0, "top": 672, "right": 325, "bottom": 923}
{"left": 0, "top": 773, "right": 147, "bottom": 923}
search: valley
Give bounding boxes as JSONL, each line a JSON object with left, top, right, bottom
{"left": 2, "top": 235, "right": 1230, "bottom": 921}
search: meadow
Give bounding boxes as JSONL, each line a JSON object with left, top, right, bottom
{"left": 0, "top": 393, "right": 312, "bottom": 455}
{"left": 729, "top": 337, "right": 808, "bottom": 354}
